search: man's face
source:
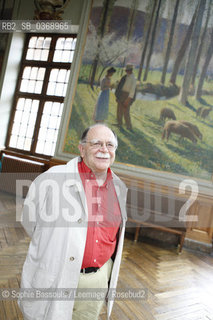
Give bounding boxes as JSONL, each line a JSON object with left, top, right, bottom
{"left": 78, "top": 126, "right": 117, "bottom": 174}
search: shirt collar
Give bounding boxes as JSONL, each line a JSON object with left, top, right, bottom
{"left": 79, "top": 159, "right": 113, "bottom": 186}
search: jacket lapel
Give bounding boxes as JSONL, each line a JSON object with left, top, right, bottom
{"left": 65, "top": 157, "right": 88, "bottom": 218}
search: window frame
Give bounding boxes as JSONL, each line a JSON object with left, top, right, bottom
{"left": 5, "top": 32, "right": 77, "bottom": 158}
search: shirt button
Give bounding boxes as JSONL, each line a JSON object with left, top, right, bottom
{"left": 96, "top": 240, "right": 98, "bottom": 243}
{"left": 94, "top": 259, "right": 96, "bottom": 262}
{"left": 78, "top": 218, "right": 82, "bottom": 223}
{"left": 69, "top": 257, "right": 75, "bottom": 261}
{"left": 96, "top": 222, "right": 99, "bottom": 225}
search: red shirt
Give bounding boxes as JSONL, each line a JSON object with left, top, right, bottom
{"left": 78, "top": 160, "right": 121, "bottom": 268}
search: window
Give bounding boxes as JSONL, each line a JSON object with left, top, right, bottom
{"left": 6, "top": 34, "right": 77, "bottom": 157}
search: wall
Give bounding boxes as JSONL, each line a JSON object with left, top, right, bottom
{"left": 0, "top": 32, "right": 25, "bottom": 149}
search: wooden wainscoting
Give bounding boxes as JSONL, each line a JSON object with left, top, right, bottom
{"left": 117, "top": 172, "right": 213, "bottom": 253}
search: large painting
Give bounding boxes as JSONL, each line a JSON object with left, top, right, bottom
{"left": 63, "top": 0, "right": 213, "bottom": 182}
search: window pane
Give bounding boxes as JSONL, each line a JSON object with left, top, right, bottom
{"left": 46, "top": 128, "right": 55, "bottom": 140}
{"left": 25, "top": 99, "right": 32, "bottom": 111}
{"left": 8, "top": 98, "right": 39, "bottom": 150}
{"left": 55, "top": 83, "right": 64, "bottom": 96}
{"left": 11, "top": 122, "right": 20, "bottom": 135}
{"left": 56, "top": 117, "right": 61, "bottom": 129}
{"left": 53, "top": 50, "right": 62, "bottom": 62}
{"left": 30, "top": 67, "right": 38, "bottom": 79}
{"left": 17, "top": 137, "right": 24, "bottom": 149}
{"left": 43, "top": 38, "right": 51, "bottom": 49}
{"left": 36, "top": 140, "right": 44, "bottom": 154}
{"left": 16, "top": 98, "right": 25, "bottom": 110}
{"left": 22, "top": 112, "right": 30, "bottom": 124}
{"left": 58, "top": 69, "right": 67, "bottom": 82}
{"left": 35, "top": 81, "right": 43, "bottom": 94}
{"left": 69, "top": 51, "right": 74, "bottom": 63}
{"left": 37, "top": 68, "right": 46, "bottom": 80}
{"left": 49, "top": 69, "right": 58, "bottom": 81}
{"left": 40, "top": 114, "right": 50, "bottom": 127}
{"left": 64, "top": 38, "right": 72, "bottom": 50}
{"left": 61, "top": 50, "right": 70, "bottom": 62}
{"left": 46, "top": 82, "right": 56, "bottom": 95}
{"left": 55, "top": 38, "right": 64, "bottom": 49}
{"left": 31, "top": 100, "right": 39, "bottom": 113}
{"left": 47, "top": 69, "right": 69, "bottom": 97}
{"left": 20, "top": 67, "right": 45, "bottom": 94}
{"left": 38, "top": 127, "right": 47, "bottom": 138}
{"left": 66, "top": 70, "right": 70, "bottom": 82}
{"left": 52, "top": 102, "right": 60, "bottom": 115}
{"left": 49, "top": 116, "right": 58, "bottom": 129}
{"left": 14, "top": 110, "right": 22, "bottom": 123}
{"left": 26, "top": 48, "right": 34, "bottom": 60}
{"left": 29, "top": 112, "right": 37, "bottom": 125}
{"left": 26, "top": 36, "right": 51, "bottom": 61}
{"left": 19, "top": 124, "right": 28, "bottom": 136}
{"left": 28, "top": 80, "right": 36, "bottom": 93}
{"left": 28, "top": 37, "right": 37, "bottom": 48}
{"left": 36, "top": 37, "right": 45, "bottom": 48}
{"left": 51, "top": 142, "right": 56, "bottom": 155}
{"left": 9, "top": 135, "right": 18, "bottom": 148}
{"left": 34, "top": 49, "right": 42, "bottom": 60}
{"left": 63, "top": 83, "right": 68, "bottom": 96}
{"left": 53, "top": 37, "right": 76, "bottom": 63}
{"left": 20, "top": 79, "right": 29, "bottom": 92}
{"left": 35, "top": 101, "right": 64, "bottom": 156}
{"left": 41, "top": 49, "right": 49, "bottom": 60}
{"left": 24, "top": 138, "right": 31, "bottom": 151}
{"left": 43, "top": 102, "right": 52, "bottom": 114}
{"left": 44, "top": 141, "right": 52, "bottom": 155}
{"left": 22, "top": 67, "right": 31, "bottom": 79}
{"left": 71, "top": 38, "right": 77, "bottom": 50}
{"left": 26, "top": 125, "right": 34, "bottom": 138}
{"left": 59, "top": 103, "right": 64, "bottom": 116}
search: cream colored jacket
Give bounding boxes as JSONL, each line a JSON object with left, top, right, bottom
{"left": 18, "top": 157, "right": 127, "bottom": 320}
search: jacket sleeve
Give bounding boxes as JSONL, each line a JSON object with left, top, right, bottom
{"left": 20, "top": 173, "right": 47, "bottom": 238}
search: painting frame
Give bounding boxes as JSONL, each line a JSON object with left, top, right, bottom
{"left": 54, "top": 0, "right": 213, "bottom": 196}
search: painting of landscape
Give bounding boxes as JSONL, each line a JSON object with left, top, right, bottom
{"left": 64, "top": 0, "right": 213, "bottom": 181}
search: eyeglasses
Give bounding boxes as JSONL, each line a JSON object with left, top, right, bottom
{"left": 82, "top": 139, "right": 117, "bottom": 151}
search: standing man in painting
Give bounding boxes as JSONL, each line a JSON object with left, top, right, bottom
{"left": 115, "top": 64, "right": 136, "bottom": 131}
{"left": 18, "top": 123, "right": 127, "bottom": 320}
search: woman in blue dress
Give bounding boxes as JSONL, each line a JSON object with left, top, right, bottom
{"left": 94, "top": 67, "right": 116, "bottom": 122}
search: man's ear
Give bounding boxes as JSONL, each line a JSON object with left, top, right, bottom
{"left": 78, "top": 144, "right": 84, "bottom": 158}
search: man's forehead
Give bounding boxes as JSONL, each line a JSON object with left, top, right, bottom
{"left": 87, "top": 126, "right": 114, "bottom": 140}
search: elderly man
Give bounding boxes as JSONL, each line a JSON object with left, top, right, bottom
{"left": 18, "top": 124, "right": 127, "bottom": 320}
{"left": 115, "top": 64, "right": 136, "bottom": 131}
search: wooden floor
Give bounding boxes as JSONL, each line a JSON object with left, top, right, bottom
{"left": 0, "top": 191, "right": 213, "bottom": 320}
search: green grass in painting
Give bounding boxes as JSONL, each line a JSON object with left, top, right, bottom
{"left": 64, "top": 70, "right": 213, "bottom": 181}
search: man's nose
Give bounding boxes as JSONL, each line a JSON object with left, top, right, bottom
{"left": 100, "top": 143, "right": 108, "bottom": 151}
